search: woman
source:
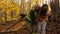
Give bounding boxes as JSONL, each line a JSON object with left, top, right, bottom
{"left": 37, "top": 4, "right": 49, "bottom": 34}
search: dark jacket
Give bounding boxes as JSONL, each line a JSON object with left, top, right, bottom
{"left": 25, "top": 9, "right": 38, "bottom": 24}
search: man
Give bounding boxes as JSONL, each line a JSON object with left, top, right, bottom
{"left": 25, "top": 4, "right": 40, "bottom": 34}
{"left": 37, "top": 4, "right": 50, "bottom": 34}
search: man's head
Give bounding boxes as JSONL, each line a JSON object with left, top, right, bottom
{"left": 33, "top": 4, "right": 40, "bottom": 12}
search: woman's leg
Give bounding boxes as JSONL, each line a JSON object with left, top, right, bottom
{"left": 41, "top": 22, "right": 47, "bottom": 34}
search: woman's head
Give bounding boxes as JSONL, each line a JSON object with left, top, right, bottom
{"left": 40, "top": 4, "right": 48, "bottom": 15}
{"left": 42, "top": 4, "right": 48, "bottom": 11}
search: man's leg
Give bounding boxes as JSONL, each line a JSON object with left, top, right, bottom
{"left": 37, "top": 22, "right": 42, "bottom": 34}
{"left": 26, "top": 21, "right": 32, "bottom": 34}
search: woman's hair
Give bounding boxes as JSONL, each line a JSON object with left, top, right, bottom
{"left": 40, "top": 4, "right": 48, "bottom": 16}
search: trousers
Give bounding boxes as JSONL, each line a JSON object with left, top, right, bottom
{"left": 37, "top": 21, "right": 47, "bottom": 34}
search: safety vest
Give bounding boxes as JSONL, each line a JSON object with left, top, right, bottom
{"left": 26, "top": 10, "right": 38, "bottom": 22}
